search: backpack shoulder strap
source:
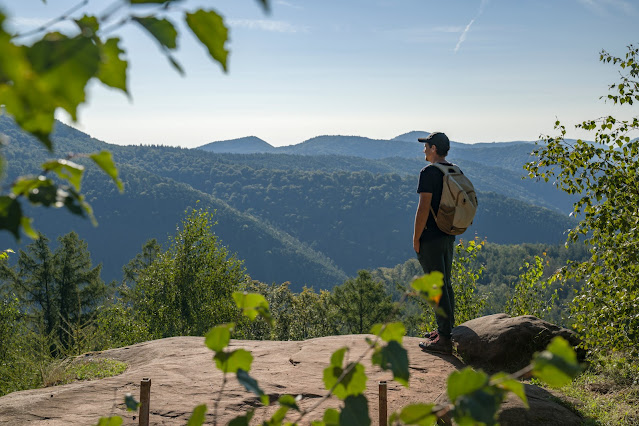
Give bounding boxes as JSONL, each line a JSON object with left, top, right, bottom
{"left": 426, "top": 162, "right": 455, "bottom": 227}
{"left": 430, "top": 162, "right": 461, "bottom": 175}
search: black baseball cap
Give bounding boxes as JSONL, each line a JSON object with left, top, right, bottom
{"left": 418, "top": 132, "right": 450, "bottom": 151}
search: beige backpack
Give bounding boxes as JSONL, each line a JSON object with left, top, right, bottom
{"left": 429, "top": 163, "right": 478, "bottom": 235}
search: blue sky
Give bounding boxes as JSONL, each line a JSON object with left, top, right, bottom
{"left": 2, "top": 0, "right": 638, "bottom": 147}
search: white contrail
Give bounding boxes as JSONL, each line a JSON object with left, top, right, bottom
{"left": 454, "top": 18, "right": 475, "bottom": 53}
{"left": 228, "top": 19, "right": 307, "bottom": 33}
{"left": 454, "top": 0, "right": 489, "bottom": 53}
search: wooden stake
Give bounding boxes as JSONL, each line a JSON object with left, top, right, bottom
{"left": 139, "top": 377, "right": 151, "bottom": 426}
{"left": 379, "top": 381, "right": 387, "bottom": 426}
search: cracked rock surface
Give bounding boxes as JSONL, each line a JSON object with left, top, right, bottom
{"left": 0, "top": 335, "right": 581, "bottom": 425}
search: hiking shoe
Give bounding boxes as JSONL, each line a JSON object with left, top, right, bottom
{"left": 422, "top": 330, "right": 438, "bottom": 340}
{"left": 419, "top": 334, "right": 452, "bottom": 355}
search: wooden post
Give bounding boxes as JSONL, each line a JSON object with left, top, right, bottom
{"left": 379, "top": 381, "right": 387, "bottom": 426}
{"left": 139, "top": 378, "right": 151, "bottom": 426}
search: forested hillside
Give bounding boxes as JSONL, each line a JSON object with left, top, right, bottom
{"left": 198, "top": 132, "right": 577, "bottom": 213}
{"left": 1, "top": 116, "right": 575, "bottom": 287}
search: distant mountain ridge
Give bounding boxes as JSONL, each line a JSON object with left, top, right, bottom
{"left": 196, "top": 132, "right": 539, "bottom": 172}
{"left": 198, "top": 136, "right": 275, "bottom": 154}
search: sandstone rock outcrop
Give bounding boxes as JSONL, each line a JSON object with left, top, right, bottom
{"left": 453, "top": 313, "right": 582, "bottom": 373}
{"left": 0, "top": 333, "right": 582, "bottom": 425}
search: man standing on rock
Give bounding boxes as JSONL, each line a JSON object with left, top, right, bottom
{"left": 413, "top": 132, "right": 456, "bottom": 355}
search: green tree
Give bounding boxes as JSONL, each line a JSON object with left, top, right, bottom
{"left": 0, "top": 233, "right": 57, "bottom": 341}
{"left": 451, "top": 238, "right": 486, "bottom": 324}
{"left": 54, "top": 231, "right": 106, "bottom": 353}
{"left": 332, "top": 270, "right": 396, "bottom": 334}
{"left": 505, "top": 254, "right": 550, "bottom": 319}
{"left": 524, "top": 44, "right": 639, "bottom": 356}
{"left": 0, "top": 231, "right": 107, "bottom": 355}
{"left": 121, "top": 238, "right": 161, "bottom": 287}
{"left": 290, "top": 287, "right": 339, "bottom": 340}
{"left": 238, "top": 280, "right": 295, "bottom": 340}
{"left": 238, "top": 282, "right": 339, "bottom": 341}
{"left": 129, "top": 208, "right": 248, "bottom": 338}
{"left": 0, "top": 294, "right": 41, "bottom": 396}
{"left": 93, "top": 302, "right": 151, "bottom": 349}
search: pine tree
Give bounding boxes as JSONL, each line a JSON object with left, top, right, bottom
{"left": 0, "top": 232, "right": 106, "bottom": 355}
{"left": 332, "top": 270, "right": 396, "bottom": 334}
{"left": 121, "top": 238, "right": 161, "bottom": 287}
{"left": 54, "top": 232, "right": 105, "bottom": 352}
{"left": 1, "top": 234, "right": 57, "bottom": 342}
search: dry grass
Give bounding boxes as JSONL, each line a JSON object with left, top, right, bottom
{"left": 552, "top": 353, "right": 639, "bottom": 425}
{"left": 42, "top": 355, "right": 127, "bottom": 387}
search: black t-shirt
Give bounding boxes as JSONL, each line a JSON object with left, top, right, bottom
{"left": 416, "top": 161, "right": 454, "bottom": 241}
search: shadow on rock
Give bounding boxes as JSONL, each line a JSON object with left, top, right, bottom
{"left": 498, "top": 383, "right": 591, "bottom": 425}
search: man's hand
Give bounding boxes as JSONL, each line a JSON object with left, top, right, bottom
{"left": 413, "top": 238, "right": 420, "bottom": 253}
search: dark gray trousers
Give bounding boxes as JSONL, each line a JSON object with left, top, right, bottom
{"left": 416, "top": 234, "right": 455, "bottom": 338}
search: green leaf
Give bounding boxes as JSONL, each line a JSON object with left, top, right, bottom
{"left": 264, "top": 396, "right": 299, "bottom": 425}
{"left": 90, "top": 151, "right": 123, "bottom": 192}
{"left": 185, "top": 9, "right": 229, "bottom": 72}
{"left": 490, "top": 372, "right": 528, "bottom": 408}
{"left": 95, "top": 417, "right": 123, "bottom": 426}
{"left": 0, "top": 195, "right": 24, "bottom": 240}
{"left": 371, "top": 341, "right": 409, "bottom": 387}
{"left": 204, "top": 324, "right": 233, "bottom": 352}
{"left": 132, "top": 16, "right": 178, "bottom": 50}
{"left": 228, "top": 410, "right": 254, "bottom": 426}
{"left": 237, "top": 369, "right": 269, "bottom": 405}
{"left": 394, "top": 403, "right": 436, "bottom": 426}
{"left": 0, "top": 248, "right": 14, "bottom": 261}
{"left": 233, "top": 291, "right": 272, "bottom": 324}
{"left": 329, "top": 347, "right": 348, "bottom": 368}
{"left": 411, "top": 272, "right": 443, "bottom": 301}
{"left": 315, "top": 408, "right": 339, "bottom": 426}
{"left": 266, "top": 407, "right": 289, "bottom": 425}
{"left": 447, "top": 368, "right": 489, "bottom": 403}
{"left": 41, "top": 159, "right": 85, "bottom": 191}
{"left": 75, "top": 15, "right": 99, "bottom": 36}
{"left": 370, "top": 322, "right": 405, "bottom": 343}
{"left": 278, "top": 394, "right": 300, "bottom": 411}
{"left": 98, "top": 38, "right": 128, "bottom": 94}
{"left": 124, "top": 393, "right": 139, "bottom": 411}
{"left": 26, "top": 33, "right": 101, "bottom": 120}
{"left": 339, "top": 395, "right": 370, "bottom": 426}
{"left": 532, "top": 336, "right": 581, "bottom": 388}
{"left": 453, "top": 388, "right": 503, "bottom": 425}
{"left": 0, "top": 24, "right": 56, "bottom": 149}
{"left": 24, "top": 180, "right": 57, "bottom": 206}
{"left": 323, "top": 361, "right": 367, "bottom": 400}
{"left": 11, "top": 176, "right": 47, "bottom": 197}
{"left": 62, "top": 187, "right": 95, "bottom": 224}
{"left": 214, "top": 348, "right": 253, "bottom": 373}
{"left": 0, "top": 90, "right": 55, "bottom": 150}
{"left": 187, "top": 404, "right": 207, "bottom": 426}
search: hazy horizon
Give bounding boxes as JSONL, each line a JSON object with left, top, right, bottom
{"left": 3, "top": 0, "right": 637, "bottom": 148}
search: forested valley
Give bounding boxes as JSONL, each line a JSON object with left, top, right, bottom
{"left": 0, "top": 115, "right": 575, "bottom": 288}
{"left": 1, "top": 113, "right": 587, "bottom": 397}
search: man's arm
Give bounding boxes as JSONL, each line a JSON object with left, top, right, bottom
{"left": 413, "top": 191, "right": 432, "bottom": 253}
